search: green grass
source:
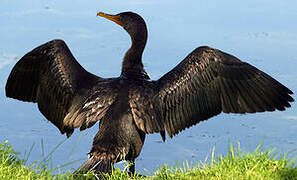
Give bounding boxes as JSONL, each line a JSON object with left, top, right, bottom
{"left": 152, "top": 144, "right": 297, "bottom": 180}
{"left": 1, "top": 140, "right": 297, "bottom": 180}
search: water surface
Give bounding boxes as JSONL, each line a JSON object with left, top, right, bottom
{"left": 0, "top": 0, "right": 297, "bottom": 174}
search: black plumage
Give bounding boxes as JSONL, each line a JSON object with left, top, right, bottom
{"left": 5, "top": 11, "right": 294, "bottom": 174}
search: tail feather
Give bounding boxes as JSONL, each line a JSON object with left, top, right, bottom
{"left": 76, "top": 155, "right": 114, "bottom": 174}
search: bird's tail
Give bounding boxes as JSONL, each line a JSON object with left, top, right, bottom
{"left": 75, "top": 154, "right": 114, "bottom": 175}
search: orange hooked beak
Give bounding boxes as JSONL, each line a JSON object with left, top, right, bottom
{"left": 97, "top": 12, "right": 123, "bottom": 26}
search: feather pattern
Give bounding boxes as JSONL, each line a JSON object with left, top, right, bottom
{"left": 5, "top": 39, "right": 116, "bottom": 137}
{"left": 129, "top": 81, "right": 162, "bottom": 133}
{"left": 144, "top": 46, "right": 294, "bottom": 138}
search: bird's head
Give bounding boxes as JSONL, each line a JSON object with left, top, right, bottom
{"left": 97, "top": 11, "right": 149, "bottom": 80}
{"left": 97, "top": 11, "right": 147, "bottom": 44}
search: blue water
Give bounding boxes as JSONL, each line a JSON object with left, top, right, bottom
{"left": 1, "top": 0, "right": 297, "bottom": 174}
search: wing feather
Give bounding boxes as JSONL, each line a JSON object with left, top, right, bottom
{"left": 141, "top": 46, "right": 293, "bottom": 138}
{"left": 5, "top": 39, "right": 116, "bottom": 137}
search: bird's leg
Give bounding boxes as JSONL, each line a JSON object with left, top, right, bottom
{"left": 128, "top": 160, "right": 146, "bottom": 178}
{"left": 129, "top": 159, "right": 135, "bottom": 175}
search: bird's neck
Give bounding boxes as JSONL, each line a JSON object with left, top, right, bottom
{"left": 121, "top": 34, "right": 148, "bottom": 79}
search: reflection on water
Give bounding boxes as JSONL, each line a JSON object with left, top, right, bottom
{"left": 0, "top": 0, "right": 297, "bottom": 174}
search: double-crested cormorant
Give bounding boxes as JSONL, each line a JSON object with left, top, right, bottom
{"left": 5, "top": 11, "right": 294, "bottom": 174}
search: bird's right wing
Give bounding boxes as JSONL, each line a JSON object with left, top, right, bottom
{"left": 155, "top": 46, "right": 294, "bottom": 137}
{"left": 135, "top": 46, "right": 294, "bottom": 138}
{"left": 6, "top": 39, "right": 116, "bottom": 137}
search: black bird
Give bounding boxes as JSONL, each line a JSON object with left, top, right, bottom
{"left": 5, "top": 11, "right": 294, "bottom": 174}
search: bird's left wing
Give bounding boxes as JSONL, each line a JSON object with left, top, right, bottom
{"left": 5, "top": 39, "right": 116, "bottom": 137}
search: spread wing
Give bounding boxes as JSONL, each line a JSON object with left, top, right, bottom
{"left": 132, "top": 46, "right": 294, "bottom": 138}
{"left": 5, "top": 39, "right": 116, "bottom": 137}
